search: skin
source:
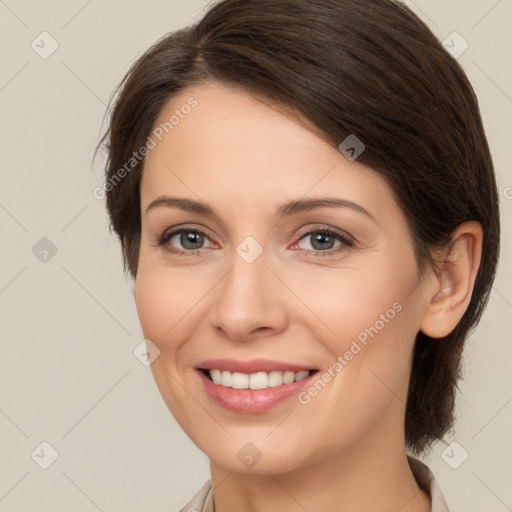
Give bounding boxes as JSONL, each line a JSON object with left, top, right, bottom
{"left": 134, "top": 81, "right": 482, "bottom": 512}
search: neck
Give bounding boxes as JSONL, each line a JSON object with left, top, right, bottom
{"left": 209, "top": 433, "right": 431, "bottom": 512}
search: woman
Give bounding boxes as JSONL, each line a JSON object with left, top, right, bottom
{"left": 97, "top": 0, "right": 500, "bottom": 510}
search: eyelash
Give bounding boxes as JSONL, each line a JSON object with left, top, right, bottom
{"left": 155, "top": 225, "right": 355, "bottom": 258}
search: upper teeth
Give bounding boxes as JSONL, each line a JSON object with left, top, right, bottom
{"left": 209, "top": 369, "right": 311, "bottom": 389}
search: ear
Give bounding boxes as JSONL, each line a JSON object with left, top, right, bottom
{"left": 419, "top": 221, "right": 483, "bottom": 338}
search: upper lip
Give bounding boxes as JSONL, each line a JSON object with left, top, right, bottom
{"left": 196, "top": 358, "right": 317, "bottom": 374}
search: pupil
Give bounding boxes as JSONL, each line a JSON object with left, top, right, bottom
{"left": 182, "top": 231, "right": 203, "bottom": 249}
{"left": 312, "top": 233, "right": 333, "bottom": 250}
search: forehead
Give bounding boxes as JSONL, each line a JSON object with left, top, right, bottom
{"left": 140, "top": 82, "right": 394, "bottom": 219}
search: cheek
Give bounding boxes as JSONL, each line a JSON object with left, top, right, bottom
{"left": 298, "top": 255, "right": 422, "bottom": 394}
{"left": 134, "top": 246, "right": 202, "bottom": 344}
{"left": 296, "top": 261, "right": 417, "bottom": 346}
{"left": 134, "top": 276, "right": 170, "bottom": 343}
{"left": 134, "top": 267, "right": 203, "bottom": 427}
{"left": 133, "top": 262, "right": 191, "bottom": 360}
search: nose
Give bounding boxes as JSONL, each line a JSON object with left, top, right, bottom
{"left": 212, "top": 243, "right": 288, "bottom": 342}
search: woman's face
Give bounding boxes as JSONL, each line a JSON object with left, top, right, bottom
{"left": 135, "top": 82, "right": 434, "bottom": 474}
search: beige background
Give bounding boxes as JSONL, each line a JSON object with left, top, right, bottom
{"left": 0, "top": 0, "right": 511, "bottom": 510}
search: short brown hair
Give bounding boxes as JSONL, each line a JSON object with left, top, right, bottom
{"left": 96, "top": 0, "right": 500, "bottom": 454}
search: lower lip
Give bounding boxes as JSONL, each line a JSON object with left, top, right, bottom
{"left": 197, "top": 370, "right": 316, "bottom": 414}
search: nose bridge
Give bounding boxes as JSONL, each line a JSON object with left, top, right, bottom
{"left": 213, "top": 235, "right": 286, "bottom": 340}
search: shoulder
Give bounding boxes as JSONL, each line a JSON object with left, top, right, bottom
{"left": 178, "top": 480, "right": 213, "bottom": 512}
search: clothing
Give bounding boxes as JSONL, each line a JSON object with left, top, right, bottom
{"left": 178, "top": 456, "right": 450, "bottom": 512}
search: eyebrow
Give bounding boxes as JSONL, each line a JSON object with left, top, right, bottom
{"left": 145, "top": 196, "right": 375, "bottom": 221}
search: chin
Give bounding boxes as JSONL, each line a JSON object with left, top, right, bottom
{"left": 212, "top": 452, "right": 304, "bottom": 475}
{"left": 196, "top": 434, "right": 315, "bottom": 476}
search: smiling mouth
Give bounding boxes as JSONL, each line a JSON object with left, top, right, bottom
{"left": 199, "top": 368, "right": 318, "bottom": 390}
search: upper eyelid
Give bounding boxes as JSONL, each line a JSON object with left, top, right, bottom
{"left": 161, "top": 223, "right": 350, "bottom": 236}
{"left": 160, "top": 224, "right": 217, "bottom": 243}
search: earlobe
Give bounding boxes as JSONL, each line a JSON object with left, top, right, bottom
{"left": 420, "top": 221, "right": 483, "bottom": 338}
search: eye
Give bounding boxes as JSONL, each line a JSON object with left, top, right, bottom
{"left": 155, "top": 225, "right": 355, "bottom": 258}
{"left": 293, "top": 226, "right": 355, "bottom": 257}
{"left": 157, "top": 227, "right": 215, "bottom": 256}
